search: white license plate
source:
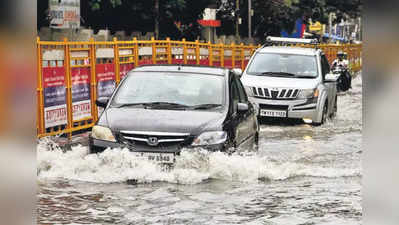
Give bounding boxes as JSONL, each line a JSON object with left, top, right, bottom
{"left": 260, "top": 109, "right": 287, "bottom": 118}
{"left": 133, "top": 152, "right": 175, "bottom": 164}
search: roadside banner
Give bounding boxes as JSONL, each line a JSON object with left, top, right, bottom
{"left": 43, "top": 67, "right": 67, "bottom": 128}
{"left": 49, "top": 0, "right": 80, "bottom": 29}
{"left": 96, "top": 63, "right": 115, "bottom": 98}
{"left": 71, "top": 67, "right": 91, "bottom": 120}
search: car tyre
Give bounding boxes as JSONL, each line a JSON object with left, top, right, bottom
{"left": 253, "top": 132, "right": 259, "bottom": 151}
{"left": 330, "top": 96, "right": 337, "bottom": 119}
{"left": 89, "top": 145, "right": 105, "bottom": 154}
{"left": 313, "top": 102, "right": 328, "bottom": 126}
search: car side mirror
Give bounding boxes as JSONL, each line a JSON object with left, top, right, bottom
{"left": 324, "top": 73, "right": 339, "bottom": 83}
{"left": 237, "top": 103, "right": 249, "bottom": 113}
{"left": 96, "top": 97, "right": 110, "bottom": 108}
{"left": 232, "top": 68, "right": 243, "bottom": 78}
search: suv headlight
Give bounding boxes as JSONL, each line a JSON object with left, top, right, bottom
{"left": 91, "top": 125, "right": 116, "bottom": 142}
{"left": 192, "top": 131, "right": 227, "bottom": 146}
{"left": 244, "top": 86, "right": 254, "bottom": 97}
{"left": 297, "top": 88, "right": 319, "bottom": 99}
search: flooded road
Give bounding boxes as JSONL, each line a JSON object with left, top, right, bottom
{"left": 37, "top": 75, "right": 362, "bottom": 225}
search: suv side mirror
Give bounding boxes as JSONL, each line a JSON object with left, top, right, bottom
{"left": 96, "top": 97, "right": 110, "bottom": 108}
{"left": 237, "top": 103, "right": 249, "bottom": 113}
{"left": 232, "top": 68, "right": 243, "bottom": 78}
{"left": 325, "top": 73, "right": 339, "bottom": 83}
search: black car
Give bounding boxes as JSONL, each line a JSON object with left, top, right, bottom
{"left": 89, "top": 65, "right": 259, "bottom": 163}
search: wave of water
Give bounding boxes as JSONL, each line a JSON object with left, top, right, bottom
{"left": 37, "top": 138, "right": 360, "bottom": 185}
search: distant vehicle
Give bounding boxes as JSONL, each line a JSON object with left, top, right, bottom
{"left": 89, "top": 65, "right": 259, "bottom": 163}
{"left": 241, "top": 36, "right": 339, "bottom": 125}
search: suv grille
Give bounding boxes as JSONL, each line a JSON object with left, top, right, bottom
{"left": 252, "top": 87, "right": 299, "bottom": 100}
{"left": 118, "top": 131, "right": 190, "bottom": 148}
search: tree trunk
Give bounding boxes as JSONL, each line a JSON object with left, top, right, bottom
{"left": 154, "top": 0, "right": 159, "bottom": 39}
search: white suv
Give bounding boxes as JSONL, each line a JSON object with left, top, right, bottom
{"left": 241, "top": 37, "right": 338, "bottom": 125}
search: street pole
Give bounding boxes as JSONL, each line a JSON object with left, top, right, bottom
{"left": 155, "top": 0, "right": 159, "bottom": 39}
{"left": 235, "top": 0, "right": 239, "bottom": 38}
{"left": 248, "top": 0, "right": 252, "bottom": 39}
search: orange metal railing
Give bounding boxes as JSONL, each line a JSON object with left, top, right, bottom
{"left": 36, "top": 37, "right": 362, "bottom": 138}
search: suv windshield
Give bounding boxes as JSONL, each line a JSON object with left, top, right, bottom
{"left": 111, "top": 72, "right": 225, "bottom": 108}
{"left": 247, "top": 53, "right": 318, "bottom": 78}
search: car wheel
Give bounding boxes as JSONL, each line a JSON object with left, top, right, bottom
{"left": 253, "top": 132, "right": 259, "bottom": 151}
{"left": 330, "top": 96, "right": 337, "bottom": 118}
{"left": 313, "top": 102, "right": 328, "bottom": 126}
{"left": 89, "top": 145, "right": 105, "bottom": 154}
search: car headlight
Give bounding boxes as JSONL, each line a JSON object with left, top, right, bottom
{"left": 244, "top": 86, "right": 254, "bottom": 97}
{"left": 297, "top": 88, "right": 319, "bottom": 99}
{"left": 192, "top": 131, "right": 227, "bottom": 146}
{"left": 91, "top": 125, "right": 116, "bottom": 142}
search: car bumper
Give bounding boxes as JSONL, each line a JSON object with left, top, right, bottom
{"left": 248, "top": 97, "right": 319, "bottom": 121}
{"left": 89, "top": 137, "right": 226, "bottom": 154}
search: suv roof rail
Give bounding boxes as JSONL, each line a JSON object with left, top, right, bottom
{"left": 263, "top": 36, "right": 319, "bottom": 48}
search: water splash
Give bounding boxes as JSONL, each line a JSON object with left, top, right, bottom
{"left": 37, "top": 139, "right": 360, "bottom": 185}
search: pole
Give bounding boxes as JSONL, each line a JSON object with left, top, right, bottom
{"left": 155, "top": 0, "right": 159, "bottom": 39}
{"left": 248, "top": 0, "right": 252, "bottom": 39}
{"left": 235, "top": 0, "right": 239, "bottom": 38}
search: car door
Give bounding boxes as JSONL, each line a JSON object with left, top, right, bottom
{"left": 234, "top": 76, "right": 257, "bottom": 147}
{"left": 321, "top": 54, "right": 336, "bottom": 112}
{"left": 226, "top": 74, "right": 244, "bottom": 147}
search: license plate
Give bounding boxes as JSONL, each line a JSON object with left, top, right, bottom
{"left": 133, "top": 152, "right": 175, "bottom": 164}
{"left": 260, "top": 109, "right": 287, "bottom": 118}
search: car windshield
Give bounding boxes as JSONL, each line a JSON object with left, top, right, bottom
{"left": 246, "top": 53, "right": 318, "bottom": 78}
{"left": 111, "top": 72, "right": 225, "bottom": 108}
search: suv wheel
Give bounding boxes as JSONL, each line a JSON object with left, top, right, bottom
{"left": 330, "top": 96, "right": 337, "bottom": 118}
{"left": 313, "top": 102, "right": 328, "bottom": 126}
{"left": 253, "top": 132, "right": 259, "bottom": 151}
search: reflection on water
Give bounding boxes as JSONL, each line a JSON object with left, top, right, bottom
{"left": 37, "top": 75, "right": 362, "bottom": 224}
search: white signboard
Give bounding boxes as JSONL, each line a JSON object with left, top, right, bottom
{"left": 49, "top": 0, "right": 80, "bottom": 29}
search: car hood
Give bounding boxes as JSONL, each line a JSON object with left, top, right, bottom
{"left": 241, "top": 74, "right": 319, "bottom": 89}
{"left": 104, "top": 107, "right": 226, "bottom": 135}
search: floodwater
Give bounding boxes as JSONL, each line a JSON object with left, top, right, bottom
{"left": 37, "top": 75, "right": 362, "bottom": 225}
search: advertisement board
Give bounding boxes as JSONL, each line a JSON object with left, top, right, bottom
{"left": 49, "top": 0, "right": 80, "bottom": 29}
{"left": 71, "top": 67, "right": 91, "bottom": 121}
{"left": 43, "top": 67, "right": 68, "bottom": 128}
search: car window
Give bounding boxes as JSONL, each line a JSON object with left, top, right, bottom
{"left": 246, "top": 53, "right": 318, "bottom": 78}
{"left": 234, "top": 77, "right": 248, "bottom": 103}
{"left": 321, "top": 54, "right": 330, "bottom": 77}
{"left": 230, "top": 77, "right": 240, "bottom": 114}
{"left": 112, "top": 72, "right": 225, "bottom": 106}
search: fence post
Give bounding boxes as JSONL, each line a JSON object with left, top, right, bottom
{"left": 37, "top": 37, "right": 45, "bottom": 136}
{"left": 89, "top": 38, "right": 98, "bottom": 122}
{"left": 182, "top": 38, "right": 187, "bottom": 64}
{"left": 113, "top": 37, "right": 120, "bottom": 85}
{"left": 240, "top": 43, "right": 245, "bottom": 71}
{"left": 151, "top": 37, "right": 156, "bottom": 64}
{"left": 231, "top": 42, "right": 236, "bottom": 68}
{"left": 133, "top": 37, "right": 139, "bottom": 67}
{"left": 195, "top": 40, "right": 200, "bottom": 65}
{"left": 64, "top": 38, "right": 73, "bottom": 138}
{"left": 166, "top": 37, "right": 172, "bottom": 64}
{"left": 220, "top": 43, "right": 225, "bottom": 67}
{"left": 209, "top": 41, "right": 213, "bottom": 66}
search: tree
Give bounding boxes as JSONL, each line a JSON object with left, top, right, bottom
{"left": 89, "top": 0, "right": 212, "bottom": 40}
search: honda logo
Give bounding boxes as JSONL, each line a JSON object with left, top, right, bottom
{"left": 147, "top": 137, "right": 159, "bottom": 146}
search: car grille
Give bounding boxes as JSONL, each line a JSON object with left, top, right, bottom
{"left": 252, "top": 87, "right": 299, "bottom": 100}
{"left": 117, "top": 131, "right": 191, "bottom": 149}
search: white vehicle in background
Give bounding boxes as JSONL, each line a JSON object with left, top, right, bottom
{"left": 241, "top": 37, "right": 339, "bottom": 125}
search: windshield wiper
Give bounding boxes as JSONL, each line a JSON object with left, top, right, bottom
{"left": 295, "top": 75, "right": 317, "bottom": 78}
{"left": 190, "top": 104, "right": 222, "bottom": 110}
{"left": 115, "top": 102, "right": 189, "bottom": 109}
{"left": 260, "top": 72, "right": 296, "bottom": 77}
{"left": 148, "top": 102, "right": 189, "bottom": 109}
